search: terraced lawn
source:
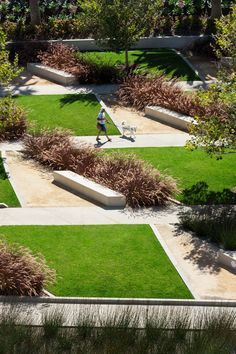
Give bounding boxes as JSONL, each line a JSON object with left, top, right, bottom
{"left": 78, "top": 49, "right": 199, "bottom": 81}
{"left": 107, "top": 147, "right": 236, "bottom": 202}
{"left": 15, "top": 94, "right": 119, "bottom": 136}
{"left": 0, "top": 225, "right": 192, "bottom": 298}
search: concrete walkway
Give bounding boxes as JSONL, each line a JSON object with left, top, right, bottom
{"left": 0, "top": 80, "right": 212, "bottom": 97}
{"left": 0, "top": 205, "right": 180, "bottom": 225}
{"left": 0, "top": 133, "right": 189, "bottom": 151}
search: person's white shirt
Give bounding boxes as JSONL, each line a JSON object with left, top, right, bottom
{"left": 97, "top": 110, "right": 106, "bottom": 125}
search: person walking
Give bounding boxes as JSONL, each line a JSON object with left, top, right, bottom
{"left": 96, "top": 108, "right": 112, "bottom": 142}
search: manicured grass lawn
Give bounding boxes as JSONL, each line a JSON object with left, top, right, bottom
{"left": 15, "top": 94, "right": 119, "bottom": 136}
{"left": 79, "top": 49, "right": 199, "bottom": 81}
{"left": 0, "top": 156, "right": 20, "bottom": 207}
{"left": 107, "top": 147, "right": 236, "bottom": 200}
{"left": 0, "top": 225, "right": 192, "bottom": 298}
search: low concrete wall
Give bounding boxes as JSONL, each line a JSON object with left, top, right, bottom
{"left": 53, "top": 171, "right": 126, "bottom": 208}
{"left": 9, "top": 35, "right": 210, "bottom": 51}
{"left": 218, "top": 250, "right": 236, "bottom": 272}
{"left": 27, "top": 63, "right": 77, "bottom": 86}
{"left": 145, "top": 106, "right": 194, "bottom": 132}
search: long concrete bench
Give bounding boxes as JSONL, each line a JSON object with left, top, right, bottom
{"left": 218, "top": 250, "right": 236, "bottom": 273}
{"left": 145, "top": 106, "right": 195, "bottom": 131}
{"left": 27, "top": 63, "right": 77, "bottom": 86}
{"left": 53, "top": 171, "right": 126, "bottom": 208}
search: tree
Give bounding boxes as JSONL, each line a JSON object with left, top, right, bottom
{"left": 29, "top": 0, "right": 41, "bottom": 25}
{"left": 79, "top": 0, "right": 162, "bottom": 69}
{"left": 210, "top": 0, "right": 222, "bottom": 19}
{"left": 0, "top": 27, "right": 22, "bottom": 91}
{"left": 187, "top": 5, "right": 236, "bottom": 158}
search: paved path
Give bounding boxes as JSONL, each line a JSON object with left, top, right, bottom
{"left": 0, "top": 133, "right": 189, "bottom": 151}
{"left": 0, "top": 205, "right": 180, "bottom": 225}
{"left": 0, "top": 80, "right": 213, "bottom": 98}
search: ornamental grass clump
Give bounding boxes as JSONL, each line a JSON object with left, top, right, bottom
{"left": 23, "top": 130, "right": 177, "bottom": 208}
{"left": 117, "top": 75, "right": 196, "bottom": 116}
{"left": 0, "top": 97, "right": 27, "bottom": 141}
{"left": 0, "top": 240, "right": 56, "bottom": 296}
{"left": 85, "top": 153, "right": 177, "bottom": 208}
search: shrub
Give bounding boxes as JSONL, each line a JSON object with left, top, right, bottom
{"left": 23, "top": 130, "right": 177, "bottom": 208}
{"left": 0, "top": 240, "right": 56, "bottom": 296}
{"left": 179, "top": 206, "right": 236, "bottom": 250}
{"left": 0, "top": 97, "right": 27, "bottom": 141}
{"left": 8, "top": 41, "right": 49, "bottom": 65}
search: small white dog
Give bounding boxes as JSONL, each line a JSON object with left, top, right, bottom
{"left": 121, "top": 121, "right": 137, "bottom": 140}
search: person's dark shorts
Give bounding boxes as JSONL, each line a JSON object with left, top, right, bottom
{"left": 97, "top": 123, "right": 107, "bottom": 132}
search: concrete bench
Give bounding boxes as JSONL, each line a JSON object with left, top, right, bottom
{"left": 53, "top": 171, "right": 126, "bottom": 208}
{"left": 145, "top": 106, "right": 195, "bottom": 132}
{"left": 218, "top": 250, "right": 236, "bottom": 273}
{"left": 27, "top": 63, "right": 77, "bottom": 86}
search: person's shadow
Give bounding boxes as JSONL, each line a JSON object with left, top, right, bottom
{"left": 94, "top": 140, "right": 109, "bottom": 148}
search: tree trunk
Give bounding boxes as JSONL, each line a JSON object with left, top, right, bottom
{"left": 29, "top": 0, "right": 41, "bottom": 25}
{"left": 210, "top": 0, "right": 222, "bottom": 19}
{"left": 125, "top": 49, "right": 129, "bottom": 71}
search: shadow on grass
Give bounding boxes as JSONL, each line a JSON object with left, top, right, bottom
{"left": 181, "top": 181, "right": 236, "bottom": 205}
{"left": 131, "top": 50, "right": 199, "bottom": 81}
{"left": 59, "top": 94, "right": 99, "bottom": 108}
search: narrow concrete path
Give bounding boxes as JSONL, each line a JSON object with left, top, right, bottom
{"left": 0, "top": 80, "right": 213, "bottom": 97}
{"left": 0, "top": 133, "right": 189, "bottom": 151}
{"left": 0, "top": 205, "right": 180, "bottom": 225}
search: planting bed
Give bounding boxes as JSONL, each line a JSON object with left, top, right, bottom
{"left": 0, "top": 224, "right": 193, "bottom": 298}
{"left": 14, "top": 94, "right": 119, "bottom": 136}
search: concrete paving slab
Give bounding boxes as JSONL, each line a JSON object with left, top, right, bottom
{"left": 0, "top": 205, "right": 180, "bottom": 226}
{"left": 156, "top": 224, "right": 236, "bottom": 300}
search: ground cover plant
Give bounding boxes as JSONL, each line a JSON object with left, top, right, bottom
{"left": 179, "top": 206, "right": 236, "bottom": 251}
{"left": 23, "top": 130, "right": 177, "bottom": 208}
{"left": 14, "top": 94, "right": 119, "bottom": 136}
{"left": 0, "top": 155, "right": 20, "bottom": 207}
{"left": 0, "top": 224, "right": 192, "bottom": 298}
{"left": 0, "top": 305, "right": 235, "bottom": 354}
{"left": 106, "top": 147, "right": 236, "bottom": 204}
{"left": 0, "top": 240, "right": 55, "bottom": 296}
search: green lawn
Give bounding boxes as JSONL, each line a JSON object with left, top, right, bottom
{"left": 107, "top": 147, "right": 236, "bottom": 200}
{"left": 79, "top": 49, "right": 199, "bottom": 81}
{"left": 0, "top": 225, "right": 192, "bottom": 298}
{"left": 0, "top": 156, "right": 20, "bottom": 207}
{"left": 14, "top": 94, "right": 119, "bottom": 136}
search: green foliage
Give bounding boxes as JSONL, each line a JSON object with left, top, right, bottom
{"left": 0, "top": 97, "right": 27, "bottom": 141}
{"left": 187, "top": 76, "right": 236, "bottom": 157}
{"left": 182, "top": 181, "right": 236, "bottom": 205}
{"left": 214, "top": 4, "right": 236, "bottom": 64}
{"left": 79, "top": 0, "right": 162, "bottom": 67}
{"left": 0, "top": 27, "right": 22, "bottom": 89}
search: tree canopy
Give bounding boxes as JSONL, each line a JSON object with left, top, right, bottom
{"left": 79, "top": 0, "right": 162, "bottom": 68}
